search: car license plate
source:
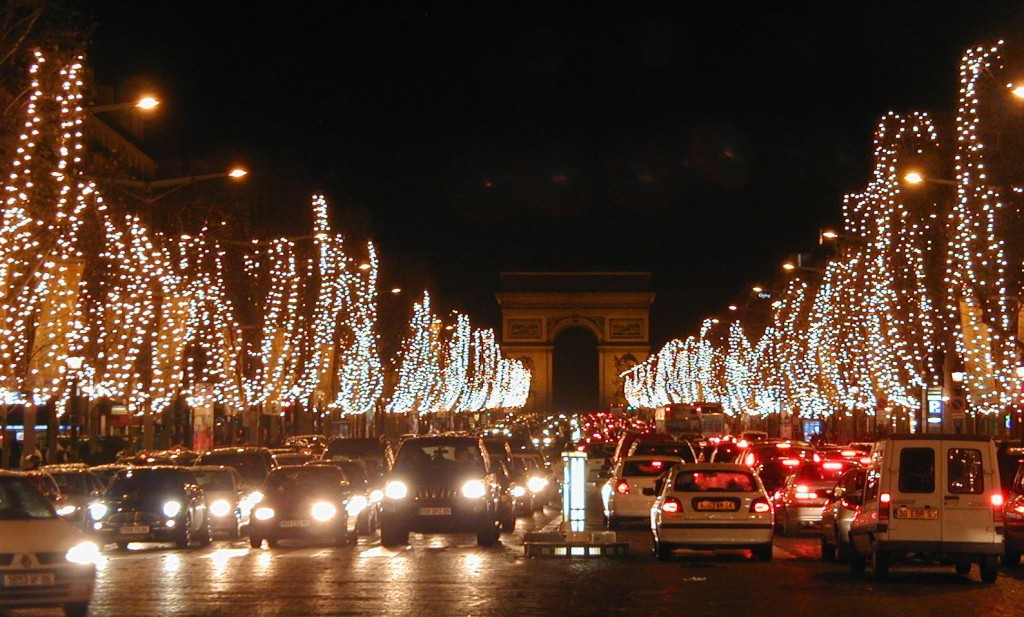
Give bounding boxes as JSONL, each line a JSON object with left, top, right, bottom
{"left": 419, "top": 507, "right": 452, "bottom": 516}
{"left": 281, "top": 520, "right": 310, "bottom": 528}
{"left": 4, "top": 573, "right": 56, "bottom": 587}
{"left": 119, "top": 525, "right": 150, "bottom": 535}
{"left": 895, "top": 507, "right": 938, "bottom": 520}
{"left": 696, "top": 500, "right": 737, "bottom": 511}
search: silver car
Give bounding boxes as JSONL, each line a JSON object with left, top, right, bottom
{"left": 820, "top": 466, "right": 866, "bottom": 561}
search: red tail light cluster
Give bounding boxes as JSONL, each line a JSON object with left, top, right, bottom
{"left": 661, "top": 497, "right": 682, "bottom": 514}
{"left": 992, "top": 493, "right": 1005, "bottom": 524}
{"left": 615, "top": 481, "right": 630, "bottom": 495}
{"left": 879, "top": 492, "right": 891, "bottom": 522}
{"left": 750, "top": 497, "right": 772, "bottom": 514}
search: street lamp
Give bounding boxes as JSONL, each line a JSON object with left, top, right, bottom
{"left": 101, "top": 167, "right": 248, "bottom": 205}
{"left": 88, "top": 95, "right": 161, "bottom": 115}
{"left": 902, "top": 171, "right": 956, "bottom": 187}
{"left": 65, "top": 356, "right": 84, "bottom": 446}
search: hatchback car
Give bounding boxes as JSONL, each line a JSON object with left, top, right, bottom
{"left": 820, "top": 466, "right": 866, "bottom": 561}
{"left": 601, "top": 455, "right": 686, "bottom": 529}
{"left": 42, "top": 465, "right": 105, "bottom": 528}
{"left": 194, "top": 446, "right": 277, "bottom": 493}
{"left": 774, "top": 459, "right": 858, "bottom": 535}
{"left": 192, "top": 465, "right": 254, "bottom": 539}
{"left": 650, "top": 463, "right": 774, "bottom": 561}
{"left": 306, "top": 459, "right": 380, "bottom": 536}
{"left": 249, "top": 465, "right": 357, "bottom": 548}
{"left": 379, "top": 435, "right": 504, "bottom": 547}
{"left": 0, "top": 472, "right": 98, "bottom": 617}
{"left": 88, "top": 466, "right": 212, "bottom": 549}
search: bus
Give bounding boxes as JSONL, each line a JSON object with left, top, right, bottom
{"left": 653, "top": 403, "right": 727, "bottom": 439}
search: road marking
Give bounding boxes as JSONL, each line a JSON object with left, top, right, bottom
{"left": 539, "top": 517, "right": 563, "bottom": 533}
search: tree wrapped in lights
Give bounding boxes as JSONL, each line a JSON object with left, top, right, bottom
{"left": 330, "top": 241, "right": 383, "bottom": 417}
{"left": 386, "top": 291, "right": 442, "bottom": 415}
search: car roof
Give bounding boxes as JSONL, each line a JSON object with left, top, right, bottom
{"left": 671, "top": 463, "right": 752, "bottom": 473}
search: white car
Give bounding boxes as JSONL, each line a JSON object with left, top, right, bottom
{"left": 0, "top": 471, "right": 98, "bottom": 617}
{"left": 650, "top": 462, "right": 774, "bottom": 561}
{"left": 601, "top": 455, "right": 684, "bottom": 528}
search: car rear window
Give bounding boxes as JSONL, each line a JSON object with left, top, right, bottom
{"left": 898, "top": 447, "right": 935, "bottom": 493}
{"left": 631, "top": 444, "right": 696, "bottom": 462}
{"left": 622, "top": 460, "right": 674, "bottom": 476}
{"left": 674, "top": 470, "right": 756, "bottom": 492}
{"left": 947, "top": 448, "right": 984, "bottom": 495}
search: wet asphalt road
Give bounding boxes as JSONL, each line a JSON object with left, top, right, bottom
{"left": 9, "top": 487, "right": 1024, "bottom": 617}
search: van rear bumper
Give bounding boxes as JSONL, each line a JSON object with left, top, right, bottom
{"left": 872, "top": 539, "right": 1003, "bottom": 556}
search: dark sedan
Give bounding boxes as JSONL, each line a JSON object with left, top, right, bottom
{"left": 249, "top": 465, "right": 356, "bottom": 549}
{"left": 378, "top": 435, "right": 504, "bottom": 547}
{"left": 87, "top": 466, "right": 212, "bottom": 550}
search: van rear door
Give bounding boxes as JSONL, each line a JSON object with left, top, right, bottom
{"left": 887, "top": 443, "right": 943, "bottom": 540}
{"left": 940, "top": 440, "right": 998, "bottom": 543}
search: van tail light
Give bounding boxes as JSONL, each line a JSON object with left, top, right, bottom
{"left": 661, "top": 497, "right": 682, "bottom": 514}
{"left": 750, "top": 497, "right": 772, "bottom": 514}
{"left": 879, "top": 492, "right": 891, "bottom": 522}
{"left": 794, "top": 485, "right": 818, "bottom": 501}
{"left": 615, "top": 481, "right": 630, "bottom": 495}
{"left": 992, "top": 493, "right": 1005, "bottom": 524}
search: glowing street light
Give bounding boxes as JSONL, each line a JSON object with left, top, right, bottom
{"left": 88, "top": 95, "right": 161, "bottom": 115}
{"left": 102, "top": 166, "right": 249, "bottom": 204}
{"left": 902, "top": 170, "right": 956, "bottom": 186}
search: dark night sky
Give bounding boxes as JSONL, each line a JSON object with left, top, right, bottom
{"left": 85, "top": 3, "right": 1024, "bottom": 348}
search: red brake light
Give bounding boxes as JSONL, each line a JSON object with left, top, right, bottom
{"left": 661, "top": 497, "right": 682, "bottom": 514}
{"left": 744, "top": 453, "right": 755, "bottom": 467}
{"left": 737, "top": 439, "right": 749, "bottom": 449}
{"left": 615, "top": 481, "right": 630, "bottom": 495}
{"left": 879, "top": 492, "right": 891, "bottom": 522}
{"left": 780, "top": 458, "right": 801, "bottom": 467}
{"left": 822, "top": 461, "right": 844, "bottom": 471}
{"left": 650, "top": 460, "right": 663, "bottom": 469}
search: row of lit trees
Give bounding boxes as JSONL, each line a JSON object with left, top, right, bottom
{"left": 0, "top": 50, "right": 530, "bottom": 451}
{"left": 624, "top": 38, "right": 1024, "bottom": 435}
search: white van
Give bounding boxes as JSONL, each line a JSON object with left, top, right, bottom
{"left": 847, "top": 434, "right": 1004, "bottom": 582}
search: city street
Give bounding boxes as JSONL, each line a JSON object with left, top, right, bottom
{"left": 11, "top": 489, "right": 1024, "bottom": 617}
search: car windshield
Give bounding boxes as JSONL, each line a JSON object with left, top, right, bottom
{"left": 106, "top": 469, "right": 188, "bottom": 495}
{"left": 266, "top": 467, "right": 343, "bottom": 492}
{"left": 622, "top": 459, "right": 675, "bottom": 476}
{"left": 0, "top": 477, "right": 56, "bottom": 520}
{"left": 674, "top": 470, "right": 756, "bottom": 492}
{"left": 334, "top": 462, "right": 368, "bottom": 485}
{"left": 395, "top": 441, "right": 485, "bottom": 472}
{"left": 198, "top": 453, "right": 268, "bottom": 487}
{"left": 50, "top": 472, "right": 91, "bottom": 496}
{"left": 192, "top": 469, "right": 237, "bottom": 492}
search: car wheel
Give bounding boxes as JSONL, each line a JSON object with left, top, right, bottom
{"left": 1004, "top": 546, "right": 1021, "bottom": 566}
{"left": 64, "top": 601, "right": 90, "bottom": 617}
{"left": 249, "top": 535, "right": 262, "bottom": 549}
{"left": 116, "top": 541, "right": 131, "bottom": 551}
{"left": 873, "top": 550, "right": 890, "bottom": 579}
{"left": 228, "top": 515, "right": 241, "bottom": 540}
{"left": 655, "top": 538, "right": 673, "bottom": 561}
{"left": 176, "top": 516, "right": 193, "bottom": 549}
{"left": 477, "top": 521, "right": 500, "bottom": 547}
{"left": 836, "top": 538, "right": 856, "bottom": 563}
{"left": 820, "top": 534, "right": 836, "bottom": 562}
{"left": 850, "top": 551, "right": 867, "bottom": 575}
{"left": 980, "top": 555, "right": 999, "bottom": 583}
{"left": 954, "top": 559, "right": 972, "bottom": 575}
{"left": 381, "top": 525, "right": 409, "bottom": 547}
{"left": 753, "top": 543, "right": 773, "bottom": 562}
{"left": 501, "top": 507, "right": 515, "bottom": 532}
{"left": 356, "top": 512, "right": 371, "bottom": 536}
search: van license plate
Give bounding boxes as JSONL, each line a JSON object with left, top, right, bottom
{"left": 419, "top": 507, "right": 452, "bottom": 516}
{"left": 4, "top": 573, "right": 55, "bottom": 587}
{"left": 895, "top": 507, "right": 937, "bottom": 520}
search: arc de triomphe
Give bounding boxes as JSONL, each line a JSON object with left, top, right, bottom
{"left": 496, "top": 272, "right": 654, "bottom": 413}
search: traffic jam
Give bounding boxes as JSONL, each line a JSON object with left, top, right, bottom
{"left": 2, "top": 410, "right": 1021, "bottom": 615}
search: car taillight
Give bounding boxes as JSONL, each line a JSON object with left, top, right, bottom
{"left": 750, "top": 497, "right": 771, "bottom": 514}
{"left": 780, "top": 458, "right": 801, "bottom": 467}
{"left": 744, "top": 453, "right": 755, "bottom": 467}
{"left": 661, "top": 497, "right": 682, "bottom": 514}
{"left": 822, "top": 462, "right": 844, "bottom": 471}
{"left": 992, "top": 493, "right": 1005, "bottom": 524}
{"left": 879, "top": 492, "right": 891, "bottom": 522}
{"left": 615, "top": 480, "right": 630, "bottom": 495}
{"left": 794, "top": 485, "right": 818, "bottom": 500}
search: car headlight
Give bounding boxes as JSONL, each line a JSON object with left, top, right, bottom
{"left": 254, "top": 506, "right": 275, "bottom": 521}
{"left": 210, "top": 500, "right": 232, "bottom": 517}
{"left": 65, "top": 540, "right": 101, "bottom": 565}
{"left": 162, "top": 501, "right": 183, "bottom": 518}
{"left": 462, "top": 479, "right": 487, "bottom": 499}
{"left": 311, "top": 502, "right": 337, "bottom": 522}
{"left": 346, "top": 495, "right": 368, "bottom": 517}
{"left": 527, "top": 477, "right": 549, "bottom": 494}
{"left": 512, "top": 485, "right": 527, "bottom": 498}
{"left": 369, "top": 489, "right": 383, "bottom": 503}
{"left": 56, "top": 504, "right": 78, "bottom": 517}
{"left": 88, "top": 502, "right": 108, "bottom": 521}
{"left": 384, "top": 480, "right": 408, "bottom": 500}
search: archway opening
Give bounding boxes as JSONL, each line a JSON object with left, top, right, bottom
{"left": 552, "top": 326, "right": 599, "bottom": 412}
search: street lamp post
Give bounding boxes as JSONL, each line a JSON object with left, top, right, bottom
{"left": 101, "top": 167, "right": 248, "bottom": 205}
